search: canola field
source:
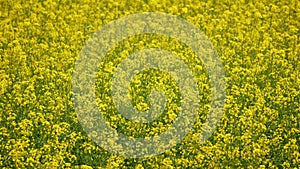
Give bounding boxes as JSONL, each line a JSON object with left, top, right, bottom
{"left": 0, "top": 0, "right": 299, "bottom": 168}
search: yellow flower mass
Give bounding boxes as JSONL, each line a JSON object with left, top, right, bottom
{"left": 0, "top": 0, "right": 299, "bottom": 168}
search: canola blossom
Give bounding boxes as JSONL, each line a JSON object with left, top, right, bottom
{"left": 0, "top": 0, "right": 299, "bottom": 168}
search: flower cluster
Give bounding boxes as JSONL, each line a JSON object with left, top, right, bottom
{"left": 0, "top": 0, "right": 299, "bottom": 168}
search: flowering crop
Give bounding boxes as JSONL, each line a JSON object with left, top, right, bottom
{"left": 0, "top": 0, "right": 299, "bottom": 168}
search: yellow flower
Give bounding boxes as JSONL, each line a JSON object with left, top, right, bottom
{"left": 0, "top": 0, "right": 298, "bottom": 168}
